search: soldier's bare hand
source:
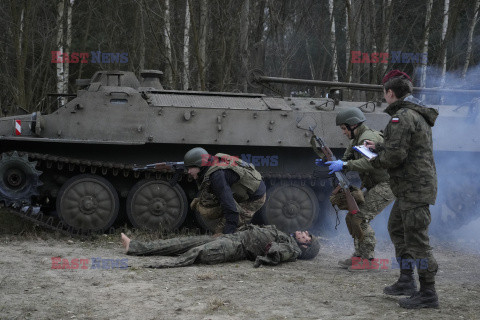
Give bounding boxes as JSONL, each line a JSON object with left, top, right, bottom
{"left": 363, "top": 140, "right": 376, "bottom": 150}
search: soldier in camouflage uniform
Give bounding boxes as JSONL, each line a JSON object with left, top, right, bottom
{"left": 365, "top": 70, "right": 439, "bottom": 309}
{"left": 320, "top": 107, "right": 394, "bottom": 271}
{"left": 120, "top": 225, "right": 320, "bottom": 268}
{"left": 184, "top": 147, "right": 266, "bottom": 234}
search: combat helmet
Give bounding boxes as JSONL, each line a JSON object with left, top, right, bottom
{"left": 335, "top": 107, "right": 366, "bottom": 126}
{"left": 298, "top": 235, "right": 320, "bottom": 260}
{"left": 184, "top": 147, "right": 209, "bottom": 167}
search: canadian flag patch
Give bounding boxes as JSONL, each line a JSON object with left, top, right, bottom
{"left": 391, "top": 117, "right": 400, "bottom": 123}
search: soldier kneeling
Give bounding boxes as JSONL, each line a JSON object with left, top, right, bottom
{"left": 184, "top": 147, "right": 267, "bottom": 234}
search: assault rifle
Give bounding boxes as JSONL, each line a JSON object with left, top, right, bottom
{"left": 309, "top": 127, "right": 359, "bottom": 217}
{"left": 133, "top": 161, "right": 185, "bottom": 186}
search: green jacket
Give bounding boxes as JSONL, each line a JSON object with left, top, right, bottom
{"left": 342, "top": 124, "right": 390, "bottom": 190}
{"left": 371, "top": 96, "right": 438, "bottom": 206}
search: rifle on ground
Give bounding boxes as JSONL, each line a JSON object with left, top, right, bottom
{"left": 309, "top": 127, "right": 359, "bottom": 220}
{"left": 133, "top": 161, "right": 185, "bottom": 186}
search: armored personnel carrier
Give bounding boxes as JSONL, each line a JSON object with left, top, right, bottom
{"left": 0, "top": 70, "right": 478, "bottom": 235}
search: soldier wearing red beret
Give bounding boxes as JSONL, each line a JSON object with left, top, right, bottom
{"left": 364, "top": 70, "right": 440, "bottom": 309}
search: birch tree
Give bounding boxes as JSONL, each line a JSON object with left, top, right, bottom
{"left": 462, "top": 0, "right": 480, "bottom": 79}
{"left": 328, "top": 0, "right": 338, "bottom": 81}
{"left": 439, "top": 0, "right": 450, "bottom": 91}
{"left": 14, "top": 2, "right": 28, "bottom": 109}
{"left": 182, "top": 0, "right": 191, "bottom": 90}
{"left": 64, "top": 0, "right": 74, "bottom": 95}
{"left": 56, "top": 0, "right": 65, "bottom": 106}
{"left": 162, "top": 0, "right": 173, "bottom": 87}
{"left": 419, "top": 0, "right": 433, "bottom": 92}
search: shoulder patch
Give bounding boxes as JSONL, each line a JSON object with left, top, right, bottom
{"left": 391, "top": 117, "right": 400, "bottom": 123}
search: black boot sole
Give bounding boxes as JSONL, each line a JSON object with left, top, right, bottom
{"left": 383, "top": 288, "right": 416, "bottom": 296}
{"left": 399, "top": 300, "right": 439, "bottom": 309}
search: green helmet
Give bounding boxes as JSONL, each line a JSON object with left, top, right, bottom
{"left": 298, "top": 235, "right": 320, "bottom": 260}
{"left": 184, "top": 147, "right": 209, "bottom": 167}
{"left": 335, "top": 107, "right": 366, "bottom": 126}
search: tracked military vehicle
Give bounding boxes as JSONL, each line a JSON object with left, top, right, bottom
{"left": 0, "top": 70, "right": 478, "bottom": 235}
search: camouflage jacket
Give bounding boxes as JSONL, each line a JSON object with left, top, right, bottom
{"left": 371, "top": 95, "right": 438, "bottom": 206}
{"left": 342, "top": 124, "right": 390, "bottom": 190}
{"left": 240, "top": 224, "right": 302, "bottom": 265}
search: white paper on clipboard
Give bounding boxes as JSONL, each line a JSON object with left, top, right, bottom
{"left": 353, "top": 145, "right": 378, "bottom": 159}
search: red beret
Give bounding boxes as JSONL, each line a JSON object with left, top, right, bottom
{"left": 382, "top": 70, "right": 412, "bottom": 84}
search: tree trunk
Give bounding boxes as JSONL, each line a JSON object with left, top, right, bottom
{"left": 56, "top": 0, "right": 65, "bottom": 106}
{"left": 462, "top": 0, "right": 480, "bottom": 79}
{"left": 439, "top": 0, "right": 450, "bottom": 91}
{"left": 379, "top": 0, "right": 392, "bottom": 80}
{"left": 251, "top": 0, "right": 266, "bottom": 71}
{"left": 198, "top": 0, "right": 207, "bottom": 90}
{"left": 78, "top": 0, "right": 92, "bottom": 79}
{"left": 239, "top": 0, "right": 250, "bottom": 92}
{"left": 345, "top": 0, "right": 352, "bottom": 83}
{"left": 64, "top": 0, "right": 74, "bottom": 95}
{"left": 182, "top": 0, "right": 191, "bottom": 90}
{"left": 138, "top": 1, "right": 146, "bottom": 71}
{"left": 328, "top": 0, "right": 338, "bottom": 82}
{"left": 163, "top": 0, "right": 173, "bottom": 87}
{"left": 367, "top": 0, "right": 377, "bottom": 86}
{"left": 419, "top": 0, "right": 433, "bottom": 96}
{"left": 305, "top": 39, "right": 316, "bottom": 95}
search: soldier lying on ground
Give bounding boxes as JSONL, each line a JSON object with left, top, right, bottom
{"left": 121, "top": 224, "right": 320, "bottom": 268}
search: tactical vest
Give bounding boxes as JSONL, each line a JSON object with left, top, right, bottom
{"left": 202, "top": 153, "right": 263, "bottom": 202}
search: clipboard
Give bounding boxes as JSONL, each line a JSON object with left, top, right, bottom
{"left": 353, "top": 145, "right": 378, "bottom": 159}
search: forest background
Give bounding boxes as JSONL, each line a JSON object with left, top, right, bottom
{"left": 1, "top": 0, "right": 479, "bottom": 114}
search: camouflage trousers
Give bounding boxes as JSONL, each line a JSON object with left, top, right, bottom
{"left": 352, "top": 182, "right": 395, "bottom": 259}
{"left": 127, "top": 233, "right": 246, "bottom": 268}
{"left": 388, "top": 200, "right": 438, "bottom": 283}
{"left": 196, "top": 194, "right": 266, "bottom": 233}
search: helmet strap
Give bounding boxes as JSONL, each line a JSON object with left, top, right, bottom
{"left": 346, "top": 124, "right": 356, "bottom": 139}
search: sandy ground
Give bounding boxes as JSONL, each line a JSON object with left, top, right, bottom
{"left": 1, "top": 212, "right": 480, "bottom": 320}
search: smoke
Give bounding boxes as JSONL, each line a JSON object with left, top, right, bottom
{"left": 426, "top": 66, "right": 480, "bottom": 250}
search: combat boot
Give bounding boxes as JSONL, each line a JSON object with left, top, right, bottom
{"left": 398, "top": 281, "right": 439, "bottom": 309}
{"left": 383, "top": 271, "right": 417, "bottom": 295}
{"left": 338, "top": 257, "right": 358, "bottom": 269}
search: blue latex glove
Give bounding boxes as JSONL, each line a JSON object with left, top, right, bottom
{"left": 325, "top": 160, "right": 344, "bottom": 174}
{"left": 315, "top": 158, "right": 324, "bottom": 166}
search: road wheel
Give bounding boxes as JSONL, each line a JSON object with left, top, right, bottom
{"left": 56, "top": 174, "right": 119, "bottom": 232}
{"left": 126, "top": 179, "right": 188, "bottom": 231}
{"left": 264, "top": 184, "right": 319, "bottom": 233}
